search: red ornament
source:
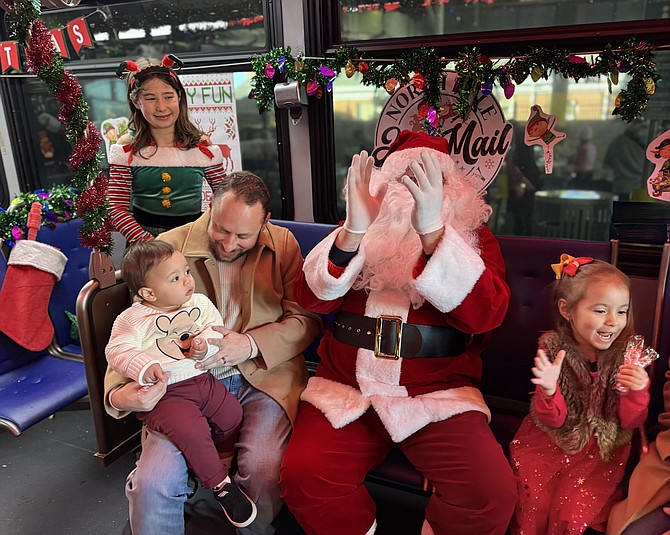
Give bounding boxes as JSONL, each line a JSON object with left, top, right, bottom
{"left": 412, "top": 73, "right": 425, "bottom": 91}
{"left": 358, "top": 61, "right": 369, "bottom": 74}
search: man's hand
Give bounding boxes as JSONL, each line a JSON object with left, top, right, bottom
{"left": 195, "top": 326, "right": 252, "bottom": 370}
{"left": 616, "top": 363, "right": 650, "bottom": 392}
{"left": 110, "top": 377, "right": 168, "bottom": 412}
{"left": 342, "top": 150, "right": 388, "bottom": 234}
{"left": 531, "top": 349, "right": 566, "bottom": 397}
{"left": 402, "top": 151, "right": 444, "bottom": 235}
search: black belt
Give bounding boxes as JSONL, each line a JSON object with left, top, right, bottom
{"left": 333, "top": 311, "right": 470, "bottom": 360}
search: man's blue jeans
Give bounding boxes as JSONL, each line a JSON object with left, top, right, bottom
{"left": 126, "top": 374, "right": 291, "bottom": 535}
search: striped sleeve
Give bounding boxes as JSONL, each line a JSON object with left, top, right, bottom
{"left": 108, "top": 163, "right": 154, "bottom": 244}
{"left": 204, "top": 162, "right": 227, "bottom": 192}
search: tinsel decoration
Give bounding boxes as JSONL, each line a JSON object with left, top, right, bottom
{"left": 8, "top": 1, "right": 113, "bottom": 254}
{"left": 250, "top": 45, "right": 447, "bottom": 132}
{"left": 0, "top": 185, "right": 77, "bottom": 247}
{"left": 250, "top": 40, "right": 660, "bottom": 131}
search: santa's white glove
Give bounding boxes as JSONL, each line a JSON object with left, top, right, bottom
{"left": 402, "top": 151, "right": 445, "bottom": 235}
{"left": 343, "top": 150, "right": 388, "bottom": 234}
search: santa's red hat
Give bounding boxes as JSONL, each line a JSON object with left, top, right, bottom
{"left": 380, "top": 130, "right": 455, "bottom": 182}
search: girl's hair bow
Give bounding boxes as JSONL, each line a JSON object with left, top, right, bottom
{"left": 551, "top": 253, "right": 593, "bottom": 279}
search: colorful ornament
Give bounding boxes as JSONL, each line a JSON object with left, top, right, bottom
{"left": 481, "top": 79, "right": 493, "bottom": 96}
{"left": 277, "top": 56, "right": 287, "bottom": 74}
{"left": 412, "top": 72, "right": 425, "bottom": 91}
{"left": 385, "top": 77, "right": 398, "bottom": 95}
{"left": 264, "top": 63, "right": 275, "bottom": 79}
{"left": 503, "top": 80, "right": 515, "bottom": 99}
{"left": 530, "top": 65, "right": 544, "bottom": 82}
{"left": 306, "top": 80, "right": 320, "bottom": 96}
{"left": 358, "top": 61, "right": 369, "bottom": 74}
{"left": 644, "top": 77, "right": 656, "bottom": 95}
{"left": 345, "top": 60, "right": 355, "bottom": 78}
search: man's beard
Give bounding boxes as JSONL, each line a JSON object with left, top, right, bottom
{"left": 209, "top": 239, "right": 247, "bottom": 263}
{"left": 353, "top": 185, "right": 425, "bottom": 307}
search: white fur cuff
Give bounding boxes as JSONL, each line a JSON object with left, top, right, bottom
{"left": 303, "top": 228, "right": 367, "bottom": 301}
{"left": 9, "top": 239, "right": 68, "bottom": 280}
{"left": 413, "top": 225, "right": 484, "bottom": 312}
{"left": 300, "top": 376, "right": 371, "bottom": 429}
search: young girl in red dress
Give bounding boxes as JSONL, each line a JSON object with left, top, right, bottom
{"left": 509, "top": 255, "right": 651, "bottom": 535}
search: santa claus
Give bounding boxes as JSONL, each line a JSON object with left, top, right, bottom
{"left": 279, "top": 130, "right": 518, "bottom": 535}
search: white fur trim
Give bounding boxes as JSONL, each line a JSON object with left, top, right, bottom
{"left": 108, "top": 143, "right": 223, "bottom": 167}
{"left": 422, "top": 520, "right": 435, "bottom": 535}
{"left": 413, "top": 225, "right": 485, "bottom": 312}
{"left": 303, "top": 228, "right": 367, "bottom": 301}
{"left": 300, "top": 376, "right": 371, "bottom": 428}
{"left": 9, "top": 239, "right": 67, "bottom": 280}
{"left": 371, "top": 386, "right": 491, "bottom": 443}
{"left": 365, "top": 520, "right": 377, "bottom": 535}
{"left": 355, "top": 289, "right": 409, "bottom": 396}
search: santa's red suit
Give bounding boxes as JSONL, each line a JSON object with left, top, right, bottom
{"left": 279, "top": 131, "right": 518, "bottom": 535}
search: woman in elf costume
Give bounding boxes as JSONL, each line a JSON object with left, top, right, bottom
{"left": 109, "top": 55, "right": 226, "bottom": 244}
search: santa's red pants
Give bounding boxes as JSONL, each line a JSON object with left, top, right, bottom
{"left": 280, "top": 402, "right": 517, "bottom": 535}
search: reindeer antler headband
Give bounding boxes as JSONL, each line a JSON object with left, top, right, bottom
{"left": 116, "top": 54, "right": 184, "bottom": 89}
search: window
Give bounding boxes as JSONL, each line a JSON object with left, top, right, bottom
{"left": 339, "top": 0, "right": 669, "bottom": 41}
{"left": 13, "top": 71, "right": 282, "bottom": 216}
{"left": 37, "top": 0, "right": 267, "bottom": 61}
{"left": 331, "top": 49, "right": 670, "bottom": 239}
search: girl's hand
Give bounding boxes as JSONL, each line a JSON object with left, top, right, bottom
{"left": 616, "top": 363, "right": 650, "bottom": 392}
{"left": 142, "top": 363, "right": 168, "bottom": 384}
{"left": 530, "top": 349, "right": 566, "bottom": 397}
{"left": 110, "top": 377, "right": 168, "bottom": 413}
{"left": 189, "top": 336, "right": 207, "bottom": 360}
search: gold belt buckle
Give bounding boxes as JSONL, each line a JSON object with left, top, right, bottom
{"left": 374, "top": 315, "right": 402, "bottom": 360}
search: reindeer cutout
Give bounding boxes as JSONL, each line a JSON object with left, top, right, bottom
{"left": 194, "top": 117, "right": 234, "bottom": 173}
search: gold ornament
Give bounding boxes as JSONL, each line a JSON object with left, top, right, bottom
{"left": 294, "top": 60, "right": 303, "bottom": 73}
{"left": 609, "top": 69, "right": 619, "bottom": 86}
{"left": 161, "top": 172, "right": 172, "bottom": 182}
{"left": 161, "top": 186, "right": 172, "bottom": 195}
{"left": 162, "top": 199, "right": 172, "bottom": 208}
{"left": 530, "top": 65, "right": 544, "bottom": 83}
{"left": 385, "top": 77, "right": 398, "bottom": 95}
{"left": 345, "top": 60, "right": 355, "bottom": 78}
{"left": 614, "top": 93, "right": 622, "bottom": 107}
{"left": 644, "top": 77, "right": 656, "bottom": 95}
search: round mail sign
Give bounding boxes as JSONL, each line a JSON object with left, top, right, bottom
{"left": 373, "top": 70, "right": 512, "bottom": 192}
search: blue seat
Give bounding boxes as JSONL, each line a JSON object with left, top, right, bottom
{"left": 0, "top": 244, "right": 89, "bottom": 436}
{"left": 38, "top": 218, "right": 91, "bottom": 356}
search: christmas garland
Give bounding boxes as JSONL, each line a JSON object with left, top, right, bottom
{"left": 6, "top": 0, "right": 113, "bottom": 254}
{"left": 0, "top": 185, "right": 78, "bottom": 247}
{"left": 250, "top": 40, "right": 660, "bottom": 132}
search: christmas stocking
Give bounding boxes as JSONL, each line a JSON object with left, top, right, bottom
{"left": 0, "top": 238, "right": 67, "bottom": 351}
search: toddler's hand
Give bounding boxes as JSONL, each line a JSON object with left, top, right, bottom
{"left": 531, "top": 349, "right": 565, "bottom": 397}
{"left": 189, "top": 336, "right": 207, "bottom": 360}
{"left": 142, "top": 363, "right": 167, "bottom": 384}
{"left": 616, "top": 363, "right": 650, "bottom": 392}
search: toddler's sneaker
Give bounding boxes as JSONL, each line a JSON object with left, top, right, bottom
{"left": 213, "top": 479, "right": 257, "bottom": 528}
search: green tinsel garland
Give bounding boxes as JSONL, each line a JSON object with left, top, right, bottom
{"left": 0, "top": 185, "right": 78, "bottom": 247}
{"left": 250, "top": 40, "right": 661, "bottom": 129}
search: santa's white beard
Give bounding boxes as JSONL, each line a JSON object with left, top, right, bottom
{"left": 354, "top": 185, "right": 425, "bottom": 308}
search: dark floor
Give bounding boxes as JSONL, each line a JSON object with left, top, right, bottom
{"left": 1, "top": 405, "right": 428, "bottom": 535}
